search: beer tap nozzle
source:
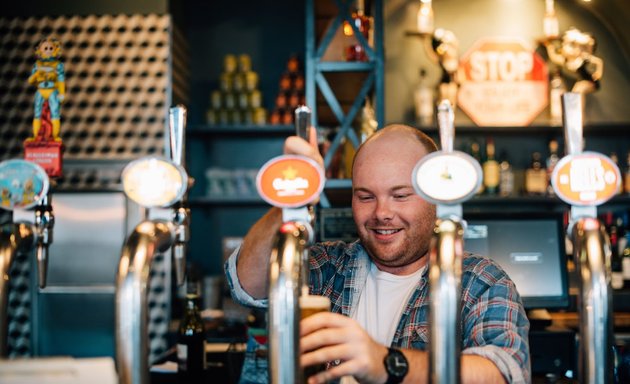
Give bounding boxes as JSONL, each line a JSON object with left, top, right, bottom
{"left": 34, "top": 192, "right": 54, "bottom": 289}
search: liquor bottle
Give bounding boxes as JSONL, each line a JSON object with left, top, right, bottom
{"left": 610, "top": 152, "right": 623, "bottom": 195}
{"left": 605, "top": 212, "right": 623, "bottom": 290}
{"left": 417, "top": 0, "right": 434, "bottom": 35}
{"left": 343, "top": 0, "right": 371, "bottom": 62}
{"left": 482, "top": 138, "right": 500, "bottom": 195}
{"left": 622, "top": 233, "right": 630, "bottom": 290}
{"left": 546, "top": 139, "right": 560, "bottom": 196}
{"left": 543, "top": 0, "right": 559, "bottom": 40}
{"left": 625, "top": 151, "right": 630, "bottom": 194}
{"left": 470, "top": 142, "right": 484, "bottom": 195}
{"left": 498, "top": 152, "right": 515, "bottom": 197}
{"left": 177, "top": 290, "right": 206, "bottom": 383}
{"left": 413, "top": 68, "right": 434, "bottom": 127}
{"left": 524, "top": 152, "right": 547, "bottom": 195}
{"left": 549, "top": 69, "right": 566, "bottom": 124}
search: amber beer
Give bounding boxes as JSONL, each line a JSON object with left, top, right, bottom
{"left": 300, "top": 294, "right": 331, "bottom": 380}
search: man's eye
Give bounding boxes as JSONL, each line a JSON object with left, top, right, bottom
{"left": 394, "top": 194, "right": 411, "bottom": 200}
{"left": 357, "top": 195, "right": 374, "bottom": 202}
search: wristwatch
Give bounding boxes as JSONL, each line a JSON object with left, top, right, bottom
{"left": 383, "top": 347, "right": 409, "bottom": 384}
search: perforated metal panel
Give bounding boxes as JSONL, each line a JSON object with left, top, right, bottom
{"left": 0, "top": 14, "right": 190, "bottom": 190}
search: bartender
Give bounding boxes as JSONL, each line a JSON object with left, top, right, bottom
{"left": 225, "top": 125, "right": 530, "bottom": 384}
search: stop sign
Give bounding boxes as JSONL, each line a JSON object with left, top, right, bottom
{"left": 458, "top": 37, "right": 548, "bottom": 127}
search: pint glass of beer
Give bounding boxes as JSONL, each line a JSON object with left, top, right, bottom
{"left": 300, "top": 294, "right": 331, "bottom": 380}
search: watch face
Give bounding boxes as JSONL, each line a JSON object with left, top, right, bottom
{"left": 385, "top": 349, "right": 409, "bottom": 379}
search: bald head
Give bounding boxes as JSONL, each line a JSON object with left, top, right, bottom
{"left": 352, "top": 124, "right": 438, "bottom": 175}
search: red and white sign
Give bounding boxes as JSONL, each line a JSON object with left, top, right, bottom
{"left": 551, "top": 152, "right": 621, "bottom": 206}
{"left": 458, "top": 37, "right": 548, "bottom": 127}
{"left": 256, "top": 155, "right": 324, "bottom": 208}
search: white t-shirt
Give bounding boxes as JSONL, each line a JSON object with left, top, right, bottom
{"left": 340, "top": 263, "right": 425, "bottom": 384}
{"left": 352, "top": 262, "right": 425, "bottom": 345}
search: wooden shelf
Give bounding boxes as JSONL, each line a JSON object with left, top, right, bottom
{"left": 414, "top": 122, "right": 629, "bottom": 136}
{"left": 188, "top": 124, "right": 294, "bottom": 136}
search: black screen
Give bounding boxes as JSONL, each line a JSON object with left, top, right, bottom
{"left": 463, "top": 212, "right": 569, "bottom": 309}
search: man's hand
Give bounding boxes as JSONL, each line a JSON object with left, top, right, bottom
{"left": 300, "top": 312, "right": 389, "bottom": 384}
{"left": 284, "top": 125, "right": 324, "bottom": 169}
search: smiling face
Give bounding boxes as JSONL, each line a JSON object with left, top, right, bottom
{"left": 36, "top": 38, "right": 61, "bottom": 60}
{"left": 351, "top": 125, "right": 437, "bottom": 275}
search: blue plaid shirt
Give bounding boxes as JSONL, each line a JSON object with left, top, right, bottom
{"left": 226, "top": 240, "right": 531, "bottom": 384}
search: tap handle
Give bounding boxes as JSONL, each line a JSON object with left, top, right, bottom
{"left": 437, "top": 100, "right": 454, "bottom": 153}
{"left": 169, "top": 105, "right": 187, "bottom": 168}
{"left": 294, "top": 105, "right": 312, "bottom": 141}
{"left": 562, "top": 92, "right": 583, "bottom": 156}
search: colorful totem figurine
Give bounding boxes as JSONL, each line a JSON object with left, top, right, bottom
{"left": 28, "top": 36, "right": 65, "bottom": 141}
{"left": 24, "top": 36, "right": 65, "bottom": 178}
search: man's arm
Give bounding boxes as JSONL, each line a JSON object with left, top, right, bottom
{"left": 236, "top": 206, "right": 283, "bottom": 299}
{"left": 300, "top": 313, "right": 507, "bottom": 384}
{"left": 233, "top": 129, "right": 324, "bottom": 299}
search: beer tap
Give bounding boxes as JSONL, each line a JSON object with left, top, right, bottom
{"left": 169, "top": 106, "right": 191, "bottom": 286}
{"left": 34, "top": 191, "right": 54, "bottom": 288}
{"left": 256, "top": 106, "right": 324, "bottom": 384}
{"left": 0, "top": 159, "right": 49, "bottom": 356}
{"left": 411, "top": 100, "right": 482, "bottom": 384}
{"left": 115, "top": 105, "right": 191, "bottom": 384}
{"left": 550, "top": 92, "right": 620, "bottom": 384}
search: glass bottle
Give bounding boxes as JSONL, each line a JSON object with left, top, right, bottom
{"left": 343, "top": 0, "right": 371, "bottom": 62}
{"left": 605, "top": 212, "right": 623, "bottom": 290}
{"left": 625, "top": 151, "right": 630, "bottom": 194}
{"left": 525, "top": 152, "right": 547, "bottom": 195}
{"left": 414, "top": 68, "right": 434, "bottom": 127}
{"left": 470, "top": 142, "right": 484, "bottom": 195}
{"left": 622, "top": 235, "right": 630, "bottom": 290}
{"left": 417, "top": 0, "right": 434, "bottom": 35}
{"left": 543, "top": 0, "right": 559, "bottom": 40}
{"left": 177, "top": 289, "right": 206, "bottom": 383}
{"left": 499, "top": 154, "right": 515, "bottom": 197}
{"left": 546, "top": 139, "right": 560, "bottom": 196}
{"left": 482, "top": 138, "right": 500, "bottom": 195}
{"left": 610, "top": 152, "right": 623, "bottom": 195}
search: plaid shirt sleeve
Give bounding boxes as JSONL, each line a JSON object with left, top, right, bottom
{"left": 460, "top": 255, "right": 531, "bottom": 384}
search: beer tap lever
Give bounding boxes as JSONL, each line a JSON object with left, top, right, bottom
{"left": 168, "top": 105, "right": 191, "bottom": 286}
{"left": 437, "top": 99, "right": 454, "bottom": 154}
{"left": 258, "top": 105, "right": 324, "bottom": 384}
{"left": 553, "top": 92, "right": 617, "bottom": 384}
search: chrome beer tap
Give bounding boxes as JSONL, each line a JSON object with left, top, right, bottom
{"left": 551, "top": 92, "right": 619, "bottom": 384}
{"left": 0, "top": 159, "right": 50, "bottom": 356}
{"left": 169, "top": 106, "right": 191, "bottom": 286}
{"left": 115, "top": 105, "right": 191, "bottom": 384}
{"left": 34, "top": 191, "right": 54, "bottom": 288}
{"left": 412, "top": 100, "right": 482, "bottom": 384}
{"left": 257, "top": 106, "right": 323, "bottom": 384}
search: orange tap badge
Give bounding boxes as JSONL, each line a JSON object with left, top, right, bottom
{"left": 256, "top": 155, "right": 325, "bottom": 208}
{"left": 551, "top": 152, "right": 621, "bottom": 206}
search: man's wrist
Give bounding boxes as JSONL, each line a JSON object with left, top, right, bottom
{"left": 383, "top": 347, "right": 409, "bottom": 384}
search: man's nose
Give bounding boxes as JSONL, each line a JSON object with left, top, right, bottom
{"left": 374, "top": 199, "right": 394, "bottom": 221}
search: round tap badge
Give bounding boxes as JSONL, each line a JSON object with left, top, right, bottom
{"left": 412, "top": 151, "right": 482, "bottom": 205}
{"left": 122, "top": 156, "right": 188, "bottom": 208}
{"left": 551, "top": 152, "right": 621, "bottom": 206}
{"left": 256, "top": 155, "right": 325, "bottom": 208}
{"left": 0, "top": 159, "right": 49, "bottom": 211}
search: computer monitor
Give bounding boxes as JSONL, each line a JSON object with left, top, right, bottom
{"left": 463, "top": 212, "right": 570, "bottom": 310}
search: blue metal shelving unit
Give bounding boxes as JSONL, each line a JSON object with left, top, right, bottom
{"left": 306, "top": 0, "right": 384, "bottom": 207}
